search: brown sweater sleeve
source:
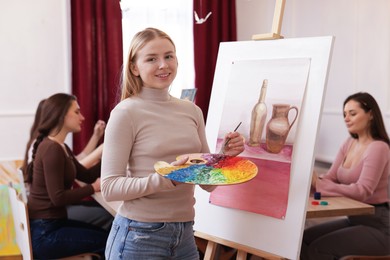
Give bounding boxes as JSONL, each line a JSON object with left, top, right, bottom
{"left": 65, "top": 144, "right": 101, "bottom": 184}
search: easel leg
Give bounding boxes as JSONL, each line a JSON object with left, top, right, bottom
{"left": 252, "top": 0, "right": 286, "bottom": 40}
{"left": 204, "top": 241, "right": 218, "bottom": 260}
{"left": 237, "top": 250, "right": 248, "bottom": 260}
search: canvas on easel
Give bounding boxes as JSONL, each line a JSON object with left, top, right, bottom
{"left": 208, "top": 0, "right": 297, "bottom": 221}
{"left": 194, "top": 36, "right": 334, "bottom": 259}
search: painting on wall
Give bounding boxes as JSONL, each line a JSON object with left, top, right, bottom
{"left": 209, "top": 58, "right": 311, "bottom": 219}
{"left": 0, "top": 160, "right": 23, "bottom": 257}
{"left": 180, "top": 88, "right": 198, "bottom": 102}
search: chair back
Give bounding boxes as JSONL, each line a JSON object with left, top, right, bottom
{"left": 8, "top": 185, "right": 100, "bottom": 260}
{"left": 8, "top": 185, "right": 33, "bottom": 260}
{"left": 17, "top": 168, "right": 28, "bottom": 203}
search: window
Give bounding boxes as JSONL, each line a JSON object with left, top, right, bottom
{"left": 120, "top": 0, "right": 194, "bottom": 98}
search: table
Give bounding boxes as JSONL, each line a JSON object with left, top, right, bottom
{"left": 306, "top": 196, "right": 374, "bottom": 218}
{"left": 92, "top": 192, "right": 121, "bottom": 216}
{"left": 75, "top": 179, "right": 121, "bottom": 216}
{"left": 93, "top": 192, "right": 375, "bottom": 219}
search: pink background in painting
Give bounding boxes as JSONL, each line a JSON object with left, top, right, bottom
{"left": 209, "top": 157, "right": 290, "bottom": 219}
{"left": 210, "top": 139, "right": 292, "bottom": 219}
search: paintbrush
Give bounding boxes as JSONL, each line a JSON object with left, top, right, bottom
{"left": 223, "top": 121, "right": 242, "bottom": 148}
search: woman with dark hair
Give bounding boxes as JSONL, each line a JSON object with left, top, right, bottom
{"left": 301, "top": 92, "right": 390, "bottom": 259}
{"left": 23, "top": 99, "right": 106, "bottom": 175}
{"left": 343, "top": 92, "right": 390, "bottom": 144}
{"left": 22, "top": 98, "right": 112, "bottom": 232}
{"left": 26, "top": 93, "right": 108, "bottom": 259}
{"left": 22, "top": 98, "right": 46, "bottom": 177}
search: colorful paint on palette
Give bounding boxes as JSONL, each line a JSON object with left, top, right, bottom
{"left": 154, "top": 153, "right": 258, "bottom": 185}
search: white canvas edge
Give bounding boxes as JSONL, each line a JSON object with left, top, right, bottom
{"left": 194, "top": 36, "right": 334, "bottom": 260}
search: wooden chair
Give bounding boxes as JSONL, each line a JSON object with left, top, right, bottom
{"left": 8, "top": 185, "right": 100, "bottom": 260}
{"left": 16, "top": 168, "right": 28, "bottom": 203}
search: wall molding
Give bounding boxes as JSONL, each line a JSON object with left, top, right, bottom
{"left": 321, "top": 109, "right": 341, "bottom": 116}
{"left": 0, "top": 111, "right": 34, "bottom": 118}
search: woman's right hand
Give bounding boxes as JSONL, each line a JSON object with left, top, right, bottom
{"left": 311, "top": 174, "right": 317, "bottom": 189}
{"left": 311, "top": 171, "right": 324, "bottom": 189}
{"left": 92, "top": 177, "right": 101, "bottom": 192}
{"left": 93, "top": 120, "right": 106, "bottom": 139}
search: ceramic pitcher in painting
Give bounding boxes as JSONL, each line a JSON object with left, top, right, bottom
{"left": 265, "top": 104, "right": 298, "bottom": 154}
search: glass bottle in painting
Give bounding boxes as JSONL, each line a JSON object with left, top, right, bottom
{"left": 248, "top": 79, "right": 268, "bottom": 147}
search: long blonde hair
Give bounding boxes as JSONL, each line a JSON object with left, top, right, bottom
{"left": 121, "top": 28, "right": 176, "bottom": 100}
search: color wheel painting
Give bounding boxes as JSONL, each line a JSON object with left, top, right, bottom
{"left": 154, "top": 153, "right": 258, "bottom": 185}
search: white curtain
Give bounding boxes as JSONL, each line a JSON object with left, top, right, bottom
{"left": 120, "top": 0, "right": 194, "bottom": 98}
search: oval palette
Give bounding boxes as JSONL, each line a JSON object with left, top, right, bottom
{"left": 154, "top": 153, "right": 258, "bottom": 185}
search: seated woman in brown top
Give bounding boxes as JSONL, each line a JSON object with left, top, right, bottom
{"left": 25, "top": 93, "right": 108, "bottom": 259}
{"left": 23, "top": 98, "right": 112, "bottom": 231}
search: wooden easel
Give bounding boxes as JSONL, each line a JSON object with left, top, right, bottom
{"left": 195, "top": 231, "right": 287, "bottom": 260}
{"left": 195, "top": 2, "right": 287, "bottom": 259}
{"left": 252, "top": 0, "right": 285, "bottom": 40}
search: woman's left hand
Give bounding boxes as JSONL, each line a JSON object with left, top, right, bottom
{"left": 220, "top": 132, "right": 245, "bottom": 156}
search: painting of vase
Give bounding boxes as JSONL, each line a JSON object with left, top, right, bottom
{"left": 265, "top": 104, "right": 298, "bottom": 154}
{"left": 210, "top": 58, "right": 310, "bottom": 219}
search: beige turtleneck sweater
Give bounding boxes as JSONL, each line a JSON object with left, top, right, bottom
{"left": 101, "top": 87, "right": 212, "bottom": 222}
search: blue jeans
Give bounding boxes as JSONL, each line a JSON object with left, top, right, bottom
{"left": 30, "top": 218, "right": 108, "bottom": 259}
{"left": 105, "top": 214, "right": 200, "bottom": 260}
